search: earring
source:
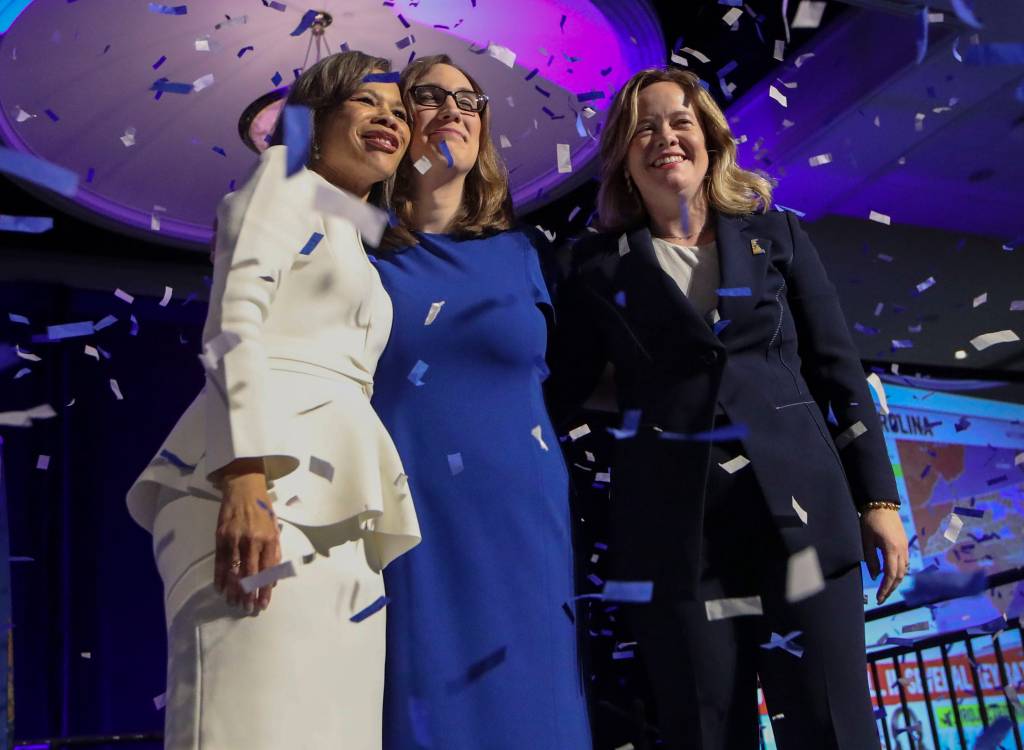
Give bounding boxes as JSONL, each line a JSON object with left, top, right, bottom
{"left": 624, "top": 170, "right": 633, "bottom": 193}
{"left": 312, "top": 141, "right": 321, "bottom": 160}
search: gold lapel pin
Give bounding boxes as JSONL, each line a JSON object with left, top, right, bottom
{"left": 750, "top": 239, "right": 766, "bottom": 255}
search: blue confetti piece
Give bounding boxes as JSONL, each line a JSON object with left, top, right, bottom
{"left": 439, "top": 139, "right": 453, "bottom": 168}
{"left": 717, "top": 287, "right": 751, "bottom": 297}
{"left": 262, "top": 0, "right": 286, "bottom": 10}
{"left": 462, "top": 646, "right": 507, "bottom": 684}
{"left": 602, "top": 580, "right": 653, "bottom": 603}
{"left": 524, "top": 68, "right": 539, "bottom": 81}
{"left": 914, "top": 7, "right": 928, "bottom": 64}
{"left": 237, "top": 45, "right": 254, "bottom": 58}
{"left": 560, "top": 13, "right": 566, "bottom": 30}
{"left": 8, "top": 313, "right": 29, "bottom": 325}
{"left": 211, "top": 146, "right": 226, "bottom": 157}
{"left": 576, "top": 91, "right": 604, "bottom": 103}
{"left": 14, "top": 368, "right": 31, "bottom": 379}
{"left": 954, "top": 416, "right": 971, "bottom": 432}
{"left": 902, "top": 569, "right": 986, "bottom": 607}
{"left": 350, "top": 595, "right": 389, "bottom": 622}
{"left": 0, "top": 147, "right": 78, "bottom": 197}
{"left": 561, "top": 602, "right": 575, "bottom": 623}
{"left": 447, "top": 452, "right": 464, "bottom": 476}
{"left": 158, "top": 449, "right": 195, "bottom": 471}
{"left": 542, "top": 106, "right": 563, "bottom": 120}
{"left": 952, "top": 505, "right": 984, "bottom": 518}
{"left": 950, "top": 0, "right": 983, "bottom": 29}
{"left": 362, "top": 71, "right": 400, "bottom": 83}
{"left": 962, "top": 42, "right": 1024, "bottom": 65}
{"left": 271, "top": 71, "right": 283, "bottom": 86}
{"left": 150, "top": 79, "right": 192, "bottom": 94}
{"left": 408, "top": 359, "right": 429, "bottom": 386}
{"left": 44, "top": 109, "right": 59, "bottom": 121}
{"left": 395, "top": 35, "right": 415, "bottom": 50}
{"left": 612, "top": 650, "right": 635, "bottom": 660}
{"left": 289, "top": 9, "right": 318, "bottom": 36}
{"left": 713, "top": 318, "right": 731, "bottom": 335}
{"left": 398, "top": 13, "right": 410, "bottom": 28}
{"left": 299, "top": 231, "right": 323, "bottom": 255}
{"left": 283, "top": 104, "right": 312, "bottom": 176}
{"left": 86, "top": 167, "right": 95, "bottom": 183}
{"left": 534, "top": 85, "right": 551, "bottom": 97}
{"left": 152, "top": 55, "right": 167, "bottom": 69}
{"left": 130, "top": 314, "right": 139, "bottom": 337}
{"left": 94, "top": 314, "right": 117, "bottom": 331}
{"left": 575, "top": 112, "right": 587, "bottom": 138}
{"left": 716, "top": 60, "right": 738, "bottom": 78}
{"left": 891, "top": 339, "right": 913, "bottom": 350}
{"left": 47, "top": 321, "right": 94, "bottom": 340}
{"left": 148, "top": 3, "right": 187, "bottom": 15}
{"left": 607, "top": 409, "right": 641, "bottom": 440}
{"left": 773, "top": 204, "right": 806, "bottom": 218}
{"left": 974, "top": 717, "right": 1013, "bottom": 750}
{"left": 854, "top": 322, "right": 878, "bottom": 335}
{"left": 0, "top": 215, "right": 53, "bottom": 233}
{"left": 613, "top": 290, "right": 626, "bottom": 307}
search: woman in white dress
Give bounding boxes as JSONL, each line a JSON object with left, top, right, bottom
{"left": 126, "top": 51, "right": 420, "bottom": 750}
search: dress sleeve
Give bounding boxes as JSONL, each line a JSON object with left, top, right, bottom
{"left": 202, "top": 145, "right": 317, "bottom": 482}
{"left": 782, "top": 211, "right": 900, "bottom": 508}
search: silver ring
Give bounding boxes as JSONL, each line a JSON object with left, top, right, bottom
{"left": 230, "top": 559, "right": 242, "bottom": 569}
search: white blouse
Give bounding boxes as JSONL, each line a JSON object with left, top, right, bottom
{"left": 651, "top": 237, "right": 721, "bottom": 319}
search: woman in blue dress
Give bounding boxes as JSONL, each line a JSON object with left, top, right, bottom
{"left": 370, "top": 55, "right": 592, "bottom": 749}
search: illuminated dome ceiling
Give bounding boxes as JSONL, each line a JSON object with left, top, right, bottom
{"left": 0, "top": 0, "right": 663, "bottom": 248}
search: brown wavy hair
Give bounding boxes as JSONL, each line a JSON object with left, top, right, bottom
{"left": 381, "top": 54, "right": 513, "bottom": 251}
{"left": 272, "top": 50, "right": 399, "bottom": 211}
{"left": 597, "top": 67, "right": 773, "bottom": 233}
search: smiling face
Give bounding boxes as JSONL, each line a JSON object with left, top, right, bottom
{"left": 315, "top": 72, "right": 410, "bottom": 197}
{"left": 407, "top": 63, "right": 482, "bottom": 176}
{"left": 625, "top": 81, "right": 710, "bottom": 215}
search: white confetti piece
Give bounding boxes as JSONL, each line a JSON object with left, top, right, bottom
{"left": 109, "top": 379, "right": 124, "bottom": 400}
{"left": 309, "top": 455, "right": 335, "bottom": 482}
{"left": 914, "top": 112, "right": 925, "bottom": 132}
{"left": 808, "top": 153, "right": 831, "bottom": 167}
{"left": 81, "top": 652, "right": 91, "bottom": 659}
{"left": 785, "top": 547, "right": 825, "bottom": 602}
{"left": 1015, "top": 452, "right": 1023, "bottom": 467}
{"left": 792, "top": 1, "right": 826, "bottom": 28}
{"left": 585, "top": 450, "right": 596, "bottom": 462}
{"left": 682, "top": 47, "right": 710, "bottom": 63}
{"left": 928, "top": 11, "right": 944, "bottom": 22}
{"left": 722, "top": 7, "right": 743, "bottom": 25}
{"left": 1010, "top": 300, "right": 1024, "bottom": 311}
{"left": 150, "top": 214, "right": 161, "bottom": 231}
{"left": 569, "top": 424, "right": 592, "bottom": 441}
{"left": 614, "top": 744, "right": 635, "bottom": 750}
{"left": 718, "top": 454, "right": 750, "bottom": 474}
{"left": 314, "top": 185, "right": 389, "bottom": 247}
{"left": 556, "top": 143, "right": 572, "bottom": 174}
{"left": 970, "top": 329, "right": 1019, "bottom": 351}
{"left": 954, "top": 349, "right": 967, "bottom": 360}
{"left": 36, "top": 455, "right": 50, "bottom": 470}
{"left": 240, "top": 559, "right": 296, "bottom": 593}
{"left": 120, "top": 127, "right": 136, "bottom": 147}
{"left": 192, "top": 73, "right": 215, "bottom": 92}
{"left": 773, "top": 40, "right": 785, "bottom": 61}
{"left": 792, "top": 496, "right": 808, "bottom": 524}
{"left": 768, "top": 85, "right": 788, "bottom": 108}
{"left": 531, "top": 425, "right": 549, "bottom": 451}
{"left": 916, "top": 276, "right": 936, "bottom": 293}
{"left": 153, "top": 692, "right": 167, "bottom": 710}
{"left": 16, "top": 346, "right": 41, "bottom": 362}
{"left": 199, "top": 331, "right": 241, "bottom": 371}
{"left": 1005, "top": 683, "right": 1023, "bottom": 711}
{"left": 618, "top": 233, "right": 630, "bottom": 256}
{"left": 114, "top": 288, "right": 134, "bottom": 304}
{"left": 195, "top": 37, "right": 211, "bottom": 52}
{"left": 868, "top": 210, "right": 891, "bottom": 225}
{"left": 943, "top": 513, "right": 964, "bottom": 543}
{"left": 834, "top": 420, "right": 866, "bottom": 449}
{"left": 159, "top": 286, "right": 173, "bottom": 307}
{"left": 705, "top": 595, "right": 763, "bottom": 621}
{"left": 423, "top": 301, "right": 445, "bottom": 325}
{"left": 498, "top": 134, "right": 511, "bottom": 149}
{"left": 0, "top": 404, "right": 56, "bottom": 427}
{"left": 873, "top": 302, "right": 884, "bottom": 317}
{"left": 972, "top": 292, "right": 987, "bottom": 308}
{"left": 14, "top": 106, "right": 35, "bottom": 122}
{"left": 595, "top": 471, "right": 611, "bottom": 483}
{"left": 486, "top": 43, "right": 516, "bottom": 68}
{"left": 670, "top": 53, "right": 688, "bottom": 66}
{"left": 413, "top": 155, "right": 432, "bottom": 175}
{"left": 866, "top": 373, "right": 889, "bottom": 415}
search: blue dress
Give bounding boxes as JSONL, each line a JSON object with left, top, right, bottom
{"left": 370, "top": 230, "right": 592, "bottom": 750}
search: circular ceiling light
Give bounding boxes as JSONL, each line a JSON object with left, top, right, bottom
{"left": 0, "top": 0, "right": 663, "bottom": 249}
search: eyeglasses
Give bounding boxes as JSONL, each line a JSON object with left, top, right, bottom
{"left": 411, "top": 84, "right": 488, "bottom": 114}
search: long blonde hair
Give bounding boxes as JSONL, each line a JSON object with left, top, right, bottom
{"left": 381, "top": 54, "right": 513, "bottom": 251}
{"left": 597, "top": 67, "right": 773, "bottom": 233}
{"left": 275, "top": 50, "right": 399, "bottom": 211}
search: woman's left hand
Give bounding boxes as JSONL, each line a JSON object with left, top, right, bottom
{"left": 860, "top": 508, "right": 910, "bottom": 605}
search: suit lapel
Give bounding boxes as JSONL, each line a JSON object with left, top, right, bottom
{"left": 617, "top": 226, "right": 719, "bottom": 351}
{"left": 714, "top": 213, "right": 762, "bottom": 331}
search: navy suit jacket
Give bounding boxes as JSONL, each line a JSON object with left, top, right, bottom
{"left": 546, "top": 210, "right": 899, "bottom": 601}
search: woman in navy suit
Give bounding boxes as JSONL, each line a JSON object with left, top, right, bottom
{"left": 547, "top": 67, "right": 909, "bottom": 749}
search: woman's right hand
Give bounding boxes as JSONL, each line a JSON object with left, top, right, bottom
{"left": 214, "top": 459, "right": 281, "bottom": 613}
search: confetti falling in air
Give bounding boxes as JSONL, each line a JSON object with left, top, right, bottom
{"left": 159, "top": 286, "right": 173, "bottom": 307}
{"left": 943, "top": 513, "right": 964, "bottom": 542}
{"left": 486, "top": 43, "right": 516, "bottom": 68}
{"left": 970, "top": 329, "right": 1019, "bottom": 351}
{"left": 785, "top": 547, "right": 825, "bottom": 602}
{"left": 309, "top": 456, "right": 335, "bottom": 482}
{"left": 0, "top": 215, "right": 53, "bottom": 233}
{"left": 423, "top": 301, "right": 445, "bottom": 325}
{"left": 439, "top": 140, "right": 454, "bottom": 168}
{"left": 148, "top": 3, "right": 188, "bottom": 15}
{"left": 792, "top": 0, "right": 826, "bottom": 28}
{"left": 601, "top": 580, "right": 653, "bottom": 603}
{"left": 299, "top": 231, "right": 323, "bottom": 256}
{"left": 413, "top": 155, "right": 432, "bottom": 175}
{"left": 868, "top": 210, "right": 891, "bottom": 225}
{"left": 768, "top": 85, "right": 788, "bottom": 107}
{"left": 718, "top": 454, "right": 750, "bottom": 474}
{"left": 36, "top": 455, "right": 50, "bottom": 470}
{"left": 240, "top": 560, "right": 296, "bottom": 593}
{"left": 407, "top": 360, "right": 429, "bottom": 386}
{"left": 556, "top": 143, "right": 572, "bottom": 173}
{"left": 834, "top": 420, "right": 867, "bottom": 449}
{"left": 446, "top": 452, "right": 464, "bottom": 476}
{"left": 760, "top": 630, "right": 804, "bottom": 658}
{"left": 568, "top": 424, "right": 591, "bottom": 441}
{"left": 705, "top": 596, "right": 763, "bottom": 620}
{"left": 791, "top": 496, "right": 808, "bottom": 524}
{"left": 350, "top": 595, "right": 390, "bottom": 623}
{"left": 109, "top": 379, "right": 124, "bottom": 401}
{"left": 531, "top": 425, "right": 549, "bottom": 451}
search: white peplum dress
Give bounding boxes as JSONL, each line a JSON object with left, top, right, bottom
{"left": 126, "top": 145, "right": 420, "bottom": 750}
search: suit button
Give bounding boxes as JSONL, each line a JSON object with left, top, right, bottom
{"left": 701, "top": 350, "right": 720, "bottom": 365}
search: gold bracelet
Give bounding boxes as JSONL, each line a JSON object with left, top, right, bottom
{"left": 860, "top": 500, "right": 901, "bottom": 513}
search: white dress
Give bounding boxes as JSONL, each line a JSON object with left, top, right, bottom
{"left": 126, "top": 145, "right": 420, "bottom": 750}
